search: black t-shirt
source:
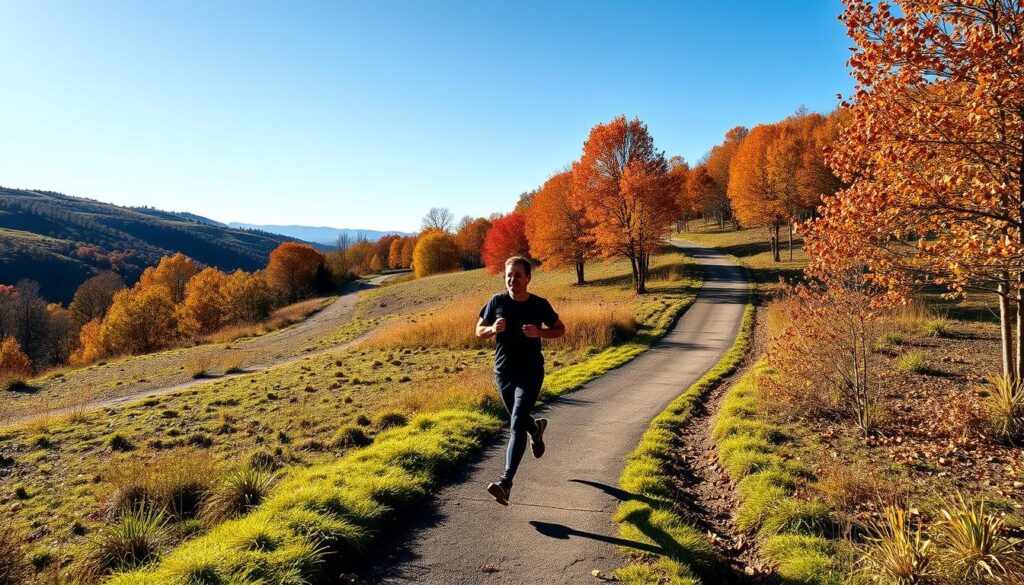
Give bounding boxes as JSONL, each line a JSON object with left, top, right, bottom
{"left": 479, "top": 292, "right": 560, "bottom": 373}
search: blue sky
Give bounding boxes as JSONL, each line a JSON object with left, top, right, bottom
{"left": 0, "top": 1, "right": 853, "bottom": 232}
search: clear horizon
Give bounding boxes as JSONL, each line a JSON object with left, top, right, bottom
{"left": 0, "top": 1, "right": 852, "bottom": 232}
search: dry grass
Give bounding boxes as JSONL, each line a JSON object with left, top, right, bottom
{"left": 364, "top": 298, "right": 636, "bottom": 353}
{"left": 183, "top": 354, "right": 213, "bottom": 379}
{"left": 202, "top": 297, "right": 330, "bottom": 344}
{"left": 104, "top": 448, "right": 220, "bottom": 521}
{"left": 388, "top": 368, "right": 499, "bottom": 413}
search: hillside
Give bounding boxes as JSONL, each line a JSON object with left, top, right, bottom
{"left": 227, "top": 222, "right": 412, "bottom": 245}
{"left": 0, "top": 187, "right": 300, "bottom": 303}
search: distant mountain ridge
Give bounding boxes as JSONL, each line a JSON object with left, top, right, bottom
{"left": 227, "top": 223, "right": 413, "bottom": 245}
{"left": 0, "top": 187, "right": 301, "bottom": 303}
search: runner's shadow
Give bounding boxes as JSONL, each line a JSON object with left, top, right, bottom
{"left": 569, "top": 479, "right": 659, "bottom": 507}
{"left": 529, "top": 521, "right": 666, "bottom": 556}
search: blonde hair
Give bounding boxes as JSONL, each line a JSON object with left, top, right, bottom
{"left": 504, "top": 256, "right": 532, "bottom": 277}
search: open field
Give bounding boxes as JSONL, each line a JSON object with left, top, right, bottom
{"left": 0, "top": 249, "right": 699, "bottom": 582}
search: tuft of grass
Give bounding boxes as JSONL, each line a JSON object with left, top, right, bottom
{"left": 331, "top": 425, "right": 371, "bottom": 449}
{"left": 0, "top": 524, "right": 32, "bottom": 585}
{"left": 107, "top": 433, "right": 134, "bottom": 452}
{"left": 921, "top": 318, "right": 951, "bottom": 338}
{"left": 763, "top": 534, "right": 844, "bottom": 585}
{"left": 895, "top": 351, "right": 930, "bottom": 374}
{"left": 78, "top": 505, "right": 168, "bottom": 579}
{"left": 935, "top": 495, "right": 1019, "bottom": 582}
{"left": 201, "top": 465, "right": 280, "bottom": 524}
{"left": 374, "top": 410, "right": 409, "bottom": 430}
{"left": 183, "top": 354, "right": 213, "bottom": 379}
{"left": 105, "top": 448, "right": 219, "bottom": 521}
{"left": 858, "top": 505, "right": 933, "bottom": 585}
{"left": 977, "top": 374, "right": 1024, "bottom": 442}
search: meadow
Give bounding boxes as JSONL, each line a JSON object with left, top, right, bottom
{"left": 0, "top": 248, "right": 699, "bottom": 583}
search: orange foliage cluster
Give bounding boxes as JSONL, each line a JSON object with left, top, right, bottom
{"left": 803, "top": 0, "right": 1024, "bottom": 380}
{"left": 525, "top": 170, "right": 595, "bottom": 285}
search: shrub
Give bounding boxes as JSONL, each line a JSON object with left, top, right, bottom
{"left": 331, "top": 425, "right": 371, "bottom": 449}
{"left": 935, "top": 495, "right": 1018, "bottom": 582}
{"left": 0, "top": 524, "right": 31, "bottom": 585}
{"left": 201, "top": 465, "right": 280, "bottom": 523}
{"left": 78, "top": 505, "right": 168, "bottom": 579}
{"left": 895, "top": 351, "right": 929, "bottom": 374}
{"left": 858, "top": 505, "right": 933, "bottom": 585}
{"left": 183, "top": 354, "right": 212, "bottom": 379}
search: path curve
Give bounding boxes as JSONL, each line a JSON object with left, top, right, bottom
{"left": 369, "top": 241, "right": 748, "bottom": 584}
{"left": 1, "top": 273, "right": 402, "bottom": 426}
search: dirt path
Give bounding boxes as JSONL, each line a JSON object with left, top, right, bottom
{"left": 365, "top": 241, "right": 748, "bottom": 584}
{"left": 1, "top": 273, "right": 401, "bottom": 425}
{"left": 669, "top": 355, "right": 774, "bottom": 582}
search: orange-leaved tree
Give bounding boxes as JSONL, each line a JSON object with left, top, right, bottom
{"left": 806, "top": 0, "right": 1024, "bottom": 380}
{"left": 526, "top": 170, "right": 595, "bottom": 284}
{"left": 572, "top": 116, "right": 676, "bottom": 293}
{"left": 481, "top": 213, "right": 530, "bottom": 275}
{"left": 223, "top": 270, "right": 276, "bottom": 323}
{"left": 704, "top": 126, "right": 748, "bottom": 228}
{"left": 101, "top": 286, "right": 179, "bottom": 355}
{"left": 138, "top": 253, "right": 200, "bottom": 303}
{"left": 729, "top": 124, "right": 787, "bottom": 262}
{"left": 69, "top": 318, "right": 104, "bottom": 366}
{"left": 412, "top": 230, "right": 461, "bottom": 278}
{"left": 455, "top": 217, "right": 492, "bottom": 269}
{"left": 177, "top": 267, "right": 230, "bottom": 336}
{"left": 265, "top": 242, "right": 326, "bottom": 302}
{"left": 0, "top": 336, "right": 32, "bottom": 381}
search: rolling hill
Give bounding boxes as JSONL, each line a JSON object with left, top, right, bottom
{"left": 227, "top": 223, "right": 413, "bottom": 245}
{"left": 0, "top": 187, "right": 300, "bottom": 303}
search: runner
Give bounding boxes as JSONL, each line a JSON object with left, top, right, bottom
{"left": 476, "top": 256, "right": 565, "bottom": 505}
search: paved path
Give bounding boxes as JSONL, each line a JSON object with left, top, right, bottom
{"left": 370, "top": 241, "right": 747, "bottom": 584}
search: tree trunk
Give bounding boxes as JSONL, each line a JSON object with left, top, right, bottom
{"left": 1017, "top": 278, "right": 1024, "bottom": 382}
{"left": 629, "top": 255, "right": 640, "bottom": 292}
{"left": 788, "top": 222, "right": 794, "bottom": 261}
{"left": 575, "top": 261, "right": 585, "bottom": 285}
{"left": 1000, "top": 276, "right": 1014, "bottom": 381}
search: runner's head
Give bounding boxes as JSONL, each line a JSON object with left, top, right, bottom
{"left": 504, "top": 256, "right": 532, "bottom": 297}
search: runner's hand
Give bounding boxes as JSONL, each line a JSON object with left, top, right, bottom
{"left": 522, "top": 324, "right": 540, "bottom": 338}
{"left": 493, "top": 317, "right": 506, "bottom": 333}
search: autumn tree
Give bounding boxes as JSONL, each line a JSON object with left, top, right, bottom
{"left": 177, "top": 267, "right": 230, "bottom": 336}
{"left": 68, "top": 272, "right": 125, "bottom": 327}
{"left": 481, "top": 213, "right": 530, "bottom": 275}
{"left": 138, "top": 253, "right": 200, "bottom": 303}
{"left": 514, "top": 189, "right": 537, "bottom": 214}
{"left": 265, "top": 242, "right": 326, "bottom": 302}
{"left": 101, "top": 286, "right": 179, "bottom": 355}
{"left": 667, "top": 156, "right": 693, "bottom": 230}
{"left": 572, "top": 115, "right": 676, "bottom": 293}
{"left": 69, "top": 319, "right": 104, "bottom": 366}
{"left": 422, "top": 207, "right": 455, "bottom": 233}
{"left": 412, "top": 231, "right": 461, "bottom": 278}
{"left": 223, "top": 270, "right": 276, "bottom": 323}
{"left": 400, "top": 237, "right": 416, "bottom": 269}
{"left": 806, "top": 0, "right": 1024, "bottom": 381}
{"left": 0, "top": 336, "right": 32, "bottom": 381}
{"left": 685, "top": 165, "right": 718, "bottom": 229}
{"left": 729, "top": 124, "right": 788, "bottom": 262}
{"left": 454, "top": 217, "right": 492, "bottom": 269}
{"left": 0, "top": 280, "right": 62, "bottom": 367}
{"left": 704, "top": 126, "right": 748, "bottom": 228}
{"left": 388, "top": 237, "right": 404, "bottom": 270}
{"left": 525, "top": 170, "right": 595, "bottom": 284}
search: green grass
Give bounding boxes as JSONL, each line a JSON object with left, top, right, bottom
{"left": 895, "top": 351, "right": 930, "bottom": 374}
{"left": 613, "top": 282, "right": 754, "bottom": 584}
{"left": 713, "top": 362, "right": 850, "bottom": 584}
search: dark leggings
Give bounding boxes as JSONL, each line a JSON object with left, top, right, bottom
{"left": 495, "top": 370, "right": 543, "bottom": 486}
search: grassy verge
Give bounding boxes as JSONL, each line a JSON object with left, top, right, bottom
{"left": 711, "top": 362, "right": 850, "bottom": 584}
{"left": 105, "top": 409, "right": 501, "bottom": 584}
{"left": 93, "top": 253, "right": 703, "bottom": 584}
{"left": 613, "top": 283, "right": 754, "bottom": 585}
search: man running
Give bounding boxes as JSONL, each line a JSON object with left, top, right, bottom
{"left": 476, "top": 255, "right": 565, "bottom": 506}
